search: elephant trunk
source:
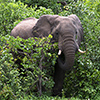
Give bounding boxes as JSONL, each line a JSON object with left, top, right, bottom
{"left": 58, "top": 34, "right": 75, "bottom": 71}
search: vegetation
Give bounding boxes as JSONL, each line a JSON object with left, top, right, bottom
{"left": 0, "top": 0, "right": 100, "bottom": 100}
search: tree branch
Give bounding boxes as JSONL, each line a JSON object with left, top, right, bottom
{"left": 38, "top": 52, "right": 44, "bottom": 96}
{"left": 17, "top": 50, "right": 34, "bottom": 63}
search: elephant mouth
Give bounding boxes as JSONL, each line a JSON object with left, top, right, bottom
{"left": 58, "top": 51, "right": 65, "bottom": 64}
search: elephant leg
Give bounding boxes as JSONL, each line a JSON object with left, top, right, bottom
{"left": 52, "top": 61, "right": 65, "bottom": 96}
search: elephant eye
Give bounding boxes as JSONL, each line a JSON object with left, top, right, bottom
{"left": 56, "top": 32, "right": 58, "bottom": 35}
{"left": 76, "top": 31, "right": 77, "bottom": 34}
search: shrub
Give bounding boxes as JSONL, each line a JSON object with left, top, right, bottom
{"left": 0, "top": 34, "right": 58, "bottom": 99}
{"left": 17, "top": 0, "right": 64, "bottom": 14}
{"left": 0, "top": 0, "right": 100, "bottom": 99}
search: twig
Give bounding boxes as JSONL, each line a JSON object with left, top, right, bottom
{"left": 25, "top": 79, "right": 39, "bottom": 95}
{"left": 17, "top": 50, "right": 34, "bottom": 63}
{"left": 17, "top": 50, "right": 34, "bottom": 72}
{"left": 3, "top": 20, "right": 8, "bottom": 34}
{"left": 68, "top": 91, "right": 77, "bottom": 100}
{"left": 38, "top": 53, "right": 44, "bottom": 96}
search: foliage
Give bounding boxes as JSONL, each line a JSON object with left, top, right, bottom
{"left": 17, "top": 0, "right": 64, "bottom": 14}
{"left": 17, "top": 0, "right": 81, "bottom": 14}
{"left": 0, "top": 0, "right": 100, "bottom": 99}
{"left": 0, "top": 34, "right": 58, "bottom": 99}
{"left": 15, "top": 93, "right": 81, "bottom": 100}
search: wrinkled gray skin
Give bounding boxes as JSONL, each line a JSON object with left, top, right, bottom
{"left": 10, "top": 14, "right": 84, "bottom": 96}
{"left": 11, "top": 17, "right": 38, "bottom": 39}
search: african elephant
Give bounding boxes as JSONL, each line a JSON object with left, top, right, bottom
{"left": 10, "top": 14, "right": 85, "bottom": 96}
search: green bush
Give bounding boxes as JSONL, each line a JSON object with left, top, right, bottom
{"left": 18, "top": 0, "right": 64, "bottom": 14}
{"left": 0, "top": 0, "right": 100, "bottom": 99}
{"left": 0, "top": 34, "right": 58, "bottom": 99}
{"left": 17, "top": 0, "right": 80, "bottom": 14}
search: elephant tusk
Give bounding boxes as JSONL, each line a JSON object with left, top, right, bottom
{"left": 58, "top": 50, "right": 62, "bottom": 55}
{"left": 78, "top": 49, "right": 86, "bottom": 53}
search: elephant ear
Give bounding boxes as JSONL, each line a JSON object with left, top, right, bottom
{"left": 68, "top": 14, "right": 84, "bottom": 46}
{"left": 32, "top": 15, "right": 59, "bottom": 37}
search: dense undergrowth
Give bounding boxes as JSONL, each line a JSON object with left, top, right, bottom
{"left": 0, "top": 0, "right": 100, "bottom": 99}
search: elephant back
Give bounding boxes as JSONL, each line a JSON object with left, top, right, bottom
{"left": 10, "top": 18, "right": 38, "bottom": 39}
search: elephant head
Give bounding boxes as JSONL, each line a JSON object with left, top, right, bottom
{"left": 32, "top": 14, "right": 85, "bottom": 70}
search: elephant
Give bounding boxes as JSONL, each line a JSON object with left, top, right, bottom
{"left": 10, "top": 14, "right": 85, "bottom": 96}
